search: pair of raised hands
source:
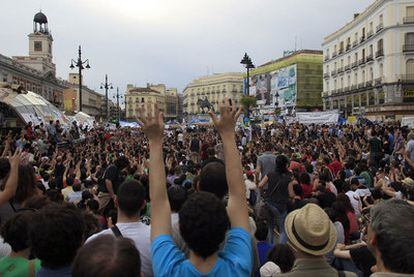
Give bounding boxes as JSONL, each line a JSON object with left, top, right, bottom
{"left": 136, "top": 98, "right": 242, "bottom": 141}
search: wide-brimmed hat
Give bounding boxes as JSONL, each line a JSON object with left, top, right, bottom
{"left": 402, "top": 177, "right": 414, "bottom": 187}
{"left": 285, "top": 203, "right": 337, "bottom": 256}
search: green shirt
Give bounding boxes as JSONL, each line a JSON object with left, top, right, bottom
{"left": 0, "top": 256, "right": 41, "bottom": 277}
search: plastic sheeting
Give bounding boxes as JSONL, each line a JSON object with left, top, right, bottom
{"left": 0, "top": 89, "right": 69, "bottom": 125}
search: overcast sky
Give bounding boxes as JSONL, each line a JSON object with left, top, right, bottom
{"left": 1, "top": 0, "right": 373, "bottom": 98}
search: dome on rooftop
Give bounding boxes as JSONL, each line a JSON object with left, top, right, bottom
{"left": 34, "top": 11, "right": 48, "bottom": 24}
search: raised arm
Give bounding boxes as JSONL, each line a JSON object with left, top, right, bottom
{"left": 138, "top": 103, "right": 171, "bottom": 240}
{"left": 209, "top": 99, "right": 249, "bottom": 231}
{"left": 0, "top": 149, "right": 21, "bottom": 206}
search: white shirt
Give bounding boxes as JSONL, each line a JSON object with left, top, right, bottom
{"left": 355, "top": 188, "right": 371, "bottom": 198}
{"left": 245, "top": 179, "right": 256, "bottom": 199}
{"left": 177, "top": 133, "right": 184, "bottom": 142}
{"left": 86, "top": 221, "right": 153, "bottom": 276}
{"left": 345, "top": 190, "right": 362, "bottom": 217}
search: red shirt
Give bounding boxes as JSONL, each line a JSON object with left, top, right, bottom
{"left": 301, "top": 183, "right": 313, "bottom": 198}
{"left": 328, "top": 160, "right": 343, "bottom": 177}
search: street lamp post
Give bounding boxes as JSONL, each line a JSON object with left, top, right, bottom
{"left": 70, "top": 45, "right": 91, "bottom": 112}
{"left": 240, "top": 53, "right": 255, "bottom": 96}
{"left": 100, "top": 74, "right": 113, "bottom": 122}
{"left": 112, "top": 87, "right": 123, "bottom": 123}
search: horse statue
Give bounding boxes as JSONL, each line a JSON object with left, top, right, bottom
{"left": 197, "top": 98, "right": 214, "bottom": 113}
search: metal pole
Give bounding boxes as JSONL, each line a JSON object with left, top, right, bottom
{"left": 78, "top": 46, "right": 82, "bottom": 112}
{"left": 116, "top": 87, "right": 120, "bottom": 123}
{"left": 105, "top": 74, "right": 109, "bottom": 122}
{"left": 247, "top": 67, "right": 250, "bottom": 96}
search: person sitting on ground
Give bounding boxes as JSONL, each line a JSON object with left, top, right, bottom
{"left": 0, "top": 212, "right": 41, "bottom": 276}
{"left": 367, "top": 199, "right": 414, "bottom": 276}
{"left": 280, "top": 203, "right": 356, "bottom": 276}
{"left": 260, "top": 244, "right": 295, "bottom": 276}
{"left": 86, "top": 180, "right": 153, "bottom": 277}
{"left": 72, "top": 235, "right": 141, "bottom": 277}
{"left": 29, "top": 203, "right": 85, "bottom": 277}
{"left": 140, "top": 100, "right": 252, "bottom": 276}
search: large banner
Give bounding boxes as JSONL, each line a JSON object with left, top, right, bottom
{"left": 296, "top": 111, "right": 339, "bottom": 124}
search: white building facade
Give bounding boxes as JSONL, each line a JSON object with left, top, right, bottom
{"left": 322, "top": 0, "right": 414, "bottom": 120}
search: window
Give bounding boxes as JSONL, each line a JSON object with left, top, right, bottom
{"left": 369, "top": 45, "right": 373, "bottom": 55}
{"left": 355, "top": 53, "right": 358, "bottom": 62}
{"left": 369, "top": 22, "right": 373, "bottom": 32}
{"left": 362, "top": 49, "right": 365, "bottom": 59}
{"left": 405, "top": 32, "right": 414, "bottom": 45}
{"left": 49, "top": 43, "right": 52, "bottom": 54}
{"left": 347, "top": 75, "right": 351, "bottom": 87}
{"left": 379, "top": 63, "right": 384, "bottom": 77}
{"left": 348, "top": 56, "right": 351, "bottom": 65}
{"left": 377, "top": 39, "right": 384, "bottom": 50}
{"left": 34, "top": 41, "right": 42, "bottom": 51}
{"left": 362, "top": 70, "right": 366, "bottom": 83}
{"left": 379, "top": 14, "right": 383, "bottom": 25}
{"left": 406, "top": 59, "right": 414, "bottom": 77}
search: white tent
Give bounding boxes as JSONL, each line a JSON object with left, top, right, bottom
{"left": 73, "top": 111, "right": 95, "bottom": 128}
{"left": 0, "top": 87, "right": 69, "bottom": 125}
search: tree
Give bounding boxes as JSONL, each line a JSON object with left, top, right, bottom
{"left": 240, "top": 96, "right": 257, "bottom": 116}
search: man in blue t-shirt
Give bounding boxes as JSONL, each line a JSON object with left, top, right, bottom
{"left": 138, "top": 100, "right": 253, "bottom": 276}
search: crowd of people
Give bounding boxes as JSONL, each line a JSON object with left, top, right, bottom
{"left": 0, "top": 99, "right": 414, "bottom": 277}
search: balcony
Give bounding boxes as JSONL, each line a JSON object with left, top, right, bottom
{"left": 337, "top": 88, "right": 344, "bottom": 93}
{"left": 331, "top": 89, "right": 337, "bottom": 94}
{"left": 351, "top": 84, "right": 358, "bottom": 91}
{"left": 403, "top": 16, "right": 414, "bottom": 24}
{"left": 338, "top": 48, "right": 344, "bottom": 55}
{"left": 331, "top": 70, "right": 338, "bottom": 76}
{"left": 403, "top": 44, "right": 414, "bottom": 52}
{"left": 322, "top": 91, "right": 329, "bottom": 97}
{"left": 332, "top": 51, "right": 338, "bottom": 58}
{"left": 366, "top": 54, "right": 374, "bottom": 62}
{"left": 360, "top": 36, "right": 366, "bottom": 43}
{"left": 337, "top": 67, "right": 344, "bottom": 74}
{"left": 343, "top": 86, "right": 350, "bottom": 92}
{"left": 359, "top": 58, "right": 366, "bottom": 65}
{"left": 376, "top": 49, "right": 384, "bottom": 58}
{"left": 376, "top": 23, "right": 384, "bottom": 33}
{"left": 365, "top": 80, "right": 373, "bottom": 88}
{"left": 346, "top": 44, "right": 351, "bottom": 51}
{"left": 374, "top": 77, "right": 383, "bottom": 86}
{"left": 352, "top": 41, "right": 358, "bottom": 48}
{"left": 352, "top": 61, "right": 358, "bottom": 68}
{"left": 399, "top": 74, "right": 414, "bottom": 83}
{"left": 358, "top": 83, "right": 365, "bottom": 89}
{"left": 345, "top": 64, "right": 351, "bottom": 71}
{"left": 323, "top": 72, "right": 330, "bottom": 79}
{"left": 324, "top": 55, "right": 330, "bottom": 61}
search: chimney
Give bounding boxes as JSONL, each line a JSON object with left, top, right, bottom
{"left": 354, "top": 13, "right": 360, "bottom": 19}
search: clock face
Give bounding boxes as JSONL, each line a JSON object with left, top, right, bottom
{"left": 34, "top": 41, "right": 42, "bottom": 51}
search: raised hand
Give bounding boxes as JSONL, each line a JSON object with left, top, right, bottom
{"left": 9, "top": 149, "right": 22, "bottom": 169}
{"left": 209, "top": 97, "right": 242, "bottom": 138}
{"left": 137, "top": 103, "right": 164, "bottom": 143}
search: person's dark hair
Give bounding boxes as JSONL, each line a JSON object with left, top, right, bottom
{"left": 22, "top": 195, "right": 51, "bottom": 210}
{"left": 275, "top": 155, "right": 289, "bottom": 174}
{"left": 254, "top": 220, "right": 268, "bottom": 241}
{"left": 299, "top": 172, "right": 310, "bottom": 185}
{"left": 266, "top": 244, "right": 295, "bottom": 273}
{"left": 293, "top": 183, "right": 304, "bottom": 197}
{"left": 117, "top": 180, "right": 146, "bottom": 217}
{"left": 86, "top": 199, "right": 99, "bottom": 214}
{"left": 72, "top": 235, "right": 141, "bottom": 277}
{"left": 1, "top": 212, "right": 33, "bottom": 252}
{"left": 29, "top": 203, "right": 85, "bottom": 269}
{"left": 45, "top": 189, "right": 64, "bottom": 203}
{"left": 336, "top": 193, "right": 355, "bottom": 213}
{"left": 73, "top": 182, "right": 81, "bottom": 192}
{"left": 179, "top": 192, "right": 230, "bottom": 259}
{"left": 199, "top": 162, "right": 228, "bottom": 199}
{"left": 15, "top": 163, "right": 38, "bottom": 203}
{"left": 167, "top": 185, "right": 187, "bottom": 212}
{"left": 82, "top": 211, "right": 100, "bottom": 238}
{"left": 0, "top": 158, "right": 10, "bottom": 180}
{"left": 114, "top": 156, "right": 130, "bottom": 170}
{"left": 370, "top": 199, "right": 414, "bottom": 273}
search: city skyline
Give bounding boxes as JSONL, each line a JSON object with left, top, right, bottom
{"left": 1, "top": 0, "right": 373, "bottom": 94}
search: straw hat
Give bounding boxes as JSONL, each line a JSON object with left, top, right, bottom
{"left": 285, "top": 203, "right": 337, "bottom": 256}
{"left": 402, "top": 177, "right": 414, "bottom": 187}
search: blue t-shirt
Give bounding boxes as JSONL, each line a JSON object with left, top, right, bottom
{"left": 151, "top": 227, "right": 253, "bottom": 277}
{"left": 256, "top": 241, "right": 273, "bottom": 266}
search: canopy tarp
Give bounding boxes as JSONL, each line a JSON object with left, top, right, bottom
{"left": 0, "top": 88, "right": 69, "bottom": 125}
{"left": 74, "top": 111, "right": 95, "bottom": 128}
